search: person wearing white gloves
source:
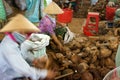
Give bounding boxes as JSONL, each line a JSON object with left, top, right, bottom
{"left": 21, "top": 33, "right": 50, "bottom": 68}
{"left": 0, "top": 14, "right": 56, "bottom": 80}
{"left": 39, "top": 1, "right": 75, "bottom": 51}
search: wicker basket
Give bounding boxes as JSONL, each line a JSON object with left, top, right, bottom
{"left": 103, "top": 67, "right": 120, "bottom": 80}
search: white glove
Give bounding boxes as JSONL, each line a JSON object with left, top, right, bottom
{"left": 64, "top": 27, "right": 75, "bottom": 44}
{"left": 108, "top": 1, "right": 115, "bottom": 7}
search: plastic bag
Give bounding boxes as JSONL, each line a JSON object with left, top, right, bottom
{"left": 63, "top": 27, "right": 75, "bottom": 44}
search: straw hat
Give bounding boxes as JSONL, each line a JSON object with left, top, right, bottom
{"left": 0, "top": 14, "right": 40, "bottom": 33}
{"left": 43, "top": 1, "right": 63, "bottom": 14}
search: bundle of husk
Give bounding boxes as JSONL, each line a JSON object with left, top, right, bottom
{"left": 80, "top": 71, "right": 93, "bottom": 80}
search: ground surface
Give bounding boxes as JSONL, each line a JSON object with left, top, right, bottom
{"left": 68, "top": 18, "right": 85, "bottom": 35}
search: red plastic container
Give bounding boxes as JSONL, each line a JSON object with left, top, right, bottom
{"left": 83, "top": 27, "right": 94, "bottom": 36}
{"left": 57, "top": 8, "right": 73, "bottom": 23}
{"left": 106, "top": 6, "right": 117, "bottom": 20}
{"left": 83, "top": 26, "right": 98, "bottom": 36}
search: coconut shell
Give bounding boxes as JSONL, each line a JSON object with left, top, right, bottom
{"left": 62, "top": 69, "right": 74, "bottom": 75}
{"left": 72, "top": 49, "right": 80, "bottom": 54}
{"left": 72, "top": 73, "right": 81, "bottom": 80}
{"left": 99, "top": 67, "right": 110, "bottom": 78}
{"left": 89, "top": 68, "right": 101, "bottom": 80}
{"left": 105, "top": 58, "right": 115, "bottom": 67}
{"left": 71, "top": 54, "right": 79, "bottom": 64}
{"left": 56, "top": 53, "right": 65, "bottom": 59}
{"left": 81, "top": 71, "right": 93, "bottom": 80}
{"left": 100, "top": 46, "right": 112, "bottom": 58}
{"left": 65, "top": 51, "right": 72, "bottom": 59}
{"left": 78, "top": 62, "right": 89, "bottom": 73}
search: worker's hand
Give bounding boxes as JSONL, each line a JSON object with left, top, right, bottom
{"left": 46, "top": 70, "right": 57, "bottom": 79}
{"left": 57, "top": 21, "right": 67, "bottom": 27}
{"left": 108, "top": 1, "right": 115, "bottom": 7}
{"left": 38, "top": 56, "right": 48, "bottom": 63}
{"left": 32, "top": 56, "right": 48, "bottom": 69}
{"left": 32, "top": 56, "right": 47, "bottom": 65}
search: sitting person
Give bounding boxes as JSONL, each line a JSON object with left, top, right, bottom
{"left": 38, "top": 1, "right": 67, "bottom": 51}
{"left": 21, "top": 33, "right": 50, "bottom": 69}
{"left": 0, "top": 14, "right": 56, "bottom": 80}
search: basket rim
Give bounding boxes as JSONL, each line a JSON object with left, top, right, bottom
{"left": 103, "top": 67, "right": 120, "bottom": 80}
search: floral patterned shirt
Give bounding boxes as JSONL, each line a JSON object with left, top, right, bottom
{"left": 38, "top": 15, "right": 56, "bottom": 35}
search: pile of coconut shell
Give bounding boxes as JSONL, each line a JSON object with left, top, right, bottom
{"left": 88, "top": 0, "right": 108, "bottom": 20}
{"left": 45, "top": 25, "right": 120, "bottom": 80}
{"left": 47, "top": 35, "right": 119, "bottom": 80}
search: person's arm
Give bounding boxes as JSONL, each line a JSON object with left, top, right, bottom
{"left": 40, "top": 16, "right": 64, "bottom": 51}
{"left": 56, "top": 21, "right": 67, "bottom": 27}
{"left": 3, "top": 45, "right": 55, "bottom": 80}
{"left": 50, "top": 34, "right": 64, "bottom": 51}
{"left": 21, "top": 40, "right": 36, "bottom": 64}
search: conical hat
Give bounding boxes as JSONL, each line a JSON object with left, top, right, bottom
{"left": 43, "top": 1, "right": 63, "bottom": 14}
{"left": 0, "top": 14, "right": 40, "bottom": 33}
